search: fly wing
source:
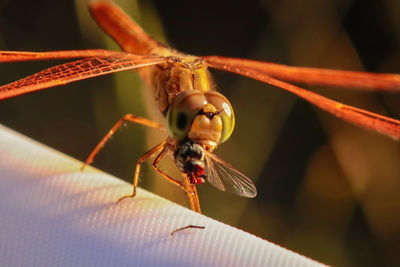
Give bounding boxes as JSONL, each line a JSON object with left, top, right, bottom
{"left": 204, "top": 151, "right": 257, "bottom": 198}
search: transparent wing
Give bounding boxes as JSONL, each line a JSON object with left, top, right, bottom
{"left": 204, "top": 151, "right": 257, "bottom": 198}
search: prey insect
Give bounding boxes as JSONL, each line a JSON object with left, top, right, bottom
{"left": 1, "top": 1, "right": 400, "bottom": 214}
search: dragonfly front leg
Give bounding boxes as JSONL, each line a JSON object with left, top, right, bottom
{"left": 118, "top": 141, "right": 166, "bottom": 202}
{"left": 82, "top": 114, "right": 165, "bottom": 169}
{"left": 151, "top": 148, "right": 205, "bottom": 236}
{"left": 152, "top": 148, "right": 202, "bottom": 213}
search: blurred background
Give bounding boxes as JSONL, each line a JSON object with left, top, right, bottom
{"left": 0, "top": 0, "right": 399, "bottom": 266}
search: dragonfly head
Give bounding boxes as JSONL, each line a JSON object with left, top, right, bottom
{"left": 166, "top": 90, "right": 235, "bottom": 148}
{"left": 174, "top": 140, "right": 206, "bottom": 184}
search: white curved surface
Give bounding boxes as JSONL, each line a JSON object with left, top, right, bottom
{"left": 0, "top": 124, "right": 325, "bottom": 266}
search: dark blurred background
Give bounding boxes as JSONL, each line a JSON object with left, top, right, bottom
{"left": 1, "top": 0, "right": 400, "bottom": 266}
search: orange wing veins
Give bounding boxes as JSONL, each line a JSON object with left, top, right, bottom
{"left": 0, "top": 53, "right": 168, "bottom": 100}
{"left": 204, "top": 56, "right": 400, "bottom": 91}
{"left": 0, "top": 49, "right": 122, "bottom": 63}
{"left": 205, "top": 57, "right": 400, "bottom": 140}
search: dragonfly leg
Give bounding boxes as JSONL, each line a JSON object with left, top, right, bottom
{"left": 152, "top": 149, "right": 204, "bottom": 234}
{"left": 82, "top": 114, "right": 165, "bottom": 169}
{"left": 118, "top": 141, "right": 166, "bottom": 202}
{"left": 152, "top": 149, "right": 202, "bottom": 213}
{"left": 153, "top": 149, "right": 204, "bottom": 233}
{"left": 182, "top": 177, "right": 201, "bottom": 213}
{"left": 151, "top": 148, "right": 193, "bottom": 195}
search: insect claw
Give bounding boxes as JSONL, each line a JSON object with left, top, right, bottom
{"left": 117, "top": 194, "right": 135, "bottom": 204}
{"left": 80, "top": 163, "right": 87, "bottom": 171}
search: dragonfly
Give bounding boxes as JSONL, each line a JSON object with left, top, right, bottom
{"left": 1, "top": 1, "right": 400, "bottom": 213}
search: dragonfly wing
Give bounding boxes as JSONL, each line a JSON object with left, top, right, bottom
{"left": 0, "top": 54, "right": 168, "bottom": 100}
{"left": 206, "top": 58, "right": 400, "bottom": 140}
{"left": 89, "top": 1, "right": 164, "bottom": 55}
{"left": 204, "top": 56, "right": 400, "bottom": 91}
{"left": 204, "top": 151, "right": 257, "bottom": 198}
{"left": 0, "top": 49, "right": 124, "bottom": 63}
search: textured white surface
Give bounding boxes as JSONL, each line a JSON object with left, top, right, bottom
{"left": 0, "top": 124, "right": 325, "bottom": 267}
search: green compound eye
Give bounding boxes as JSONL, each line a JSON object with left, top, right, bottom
{"left": 204, "top": 91, "right": 235, "bottom": 143}
{"left": 166, "top": 90, "right": 207, "bottom": 141}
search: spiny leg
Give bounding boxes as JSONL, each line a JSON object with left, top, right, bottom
{"left": 151, "top": 148, "right": 195, "bottom": 196}
{"left": 152, "top": 148, "right": 205, "bottom": 236}
{"left": 152, "top": 147, "right": 202, "bottom": 213}
{"left": 118, "top": 141, "right": 167, "bottom": 203}
{"left": 82, "top": 114, "right": 165, "bottom": 170}
{"left": 182, "top": 176, "right": 201, "bottom": 214}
